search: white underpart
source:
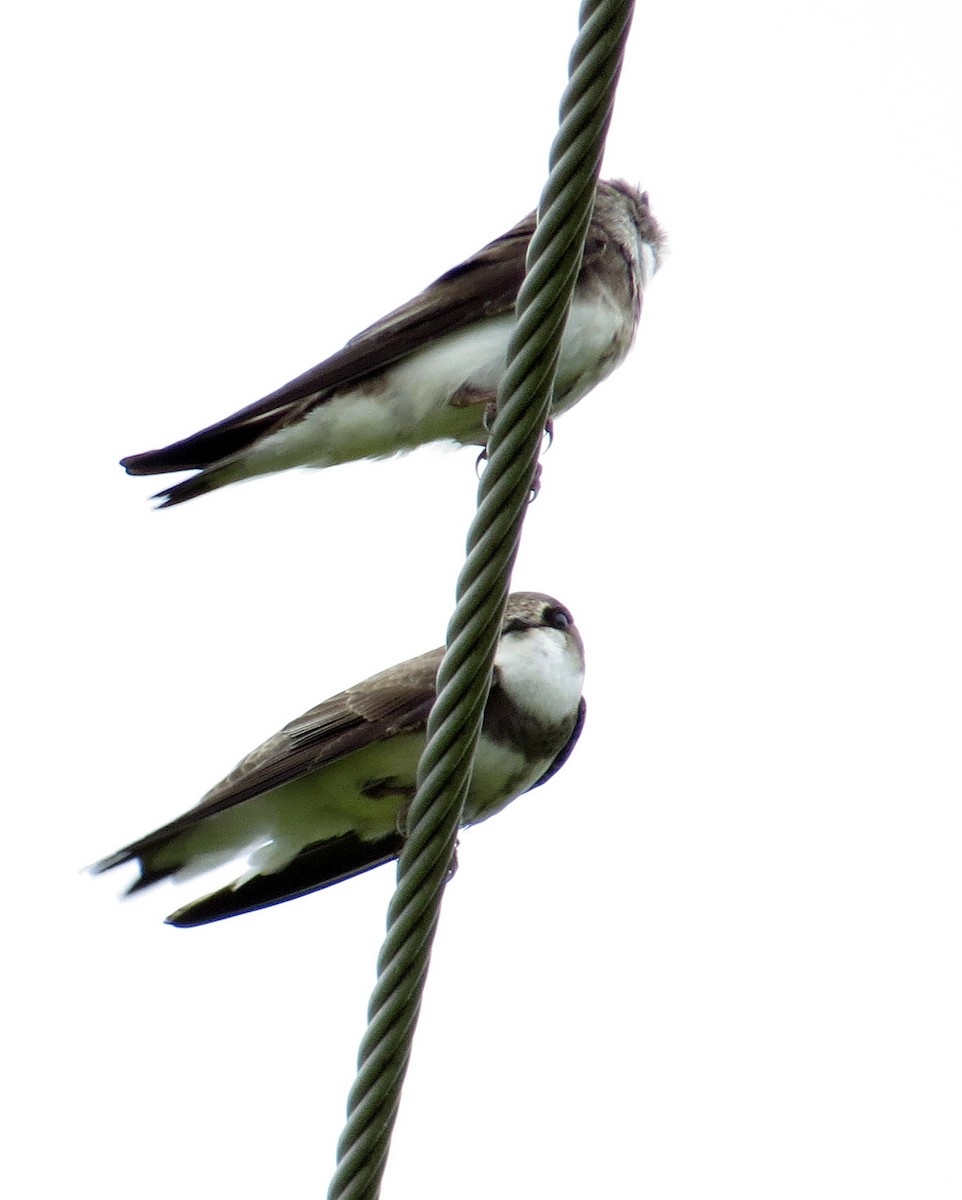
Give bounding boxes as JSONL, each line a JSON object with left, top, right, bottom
{"left": 464, "top": 738, "right": 532, "bottom": 825}
{"left": 549, "top": 294, "right": 632, "bottom": 416}
{"left": 235, "top": 295, "right": 628, "bottom": 479}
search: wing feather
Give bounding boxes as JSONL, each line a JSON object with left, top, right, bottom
{"left": 91, "top": 648, "right": 442, "bottom": 872}
{"left": 121, "top": 217, "right": 534, "bottom": 475}
{"left": 165, "top": 831, "right": 404, "bottom": 927}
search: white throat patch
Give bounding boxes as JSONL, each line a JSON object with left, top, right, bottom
{"left": 493, "top": 627, "right": 584, "bottom": 728}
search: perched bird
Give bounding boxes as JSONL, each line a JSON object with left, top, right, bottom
{"left": 92, "top": 592, "right": 586, "bottom": 926}
{"left": 122, "top": 181, "right": 664, "bottom": 505}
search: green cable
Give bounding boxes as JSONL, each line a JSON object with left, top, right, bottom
{"left": 327, "top": 3, "right": 635, "bottom": 1196}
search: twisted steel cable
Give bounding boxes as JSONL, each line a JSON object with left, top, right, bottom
{"left": 327, "top": 3, "right": 635, "bottom": 1196}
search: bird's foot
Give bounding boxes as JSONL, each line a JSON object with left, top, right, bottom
{"left": 476, "top": 447, "right": 543, "bottom": 498}
{"left": 528, "top": 462, "right": 543, "bottom": 503}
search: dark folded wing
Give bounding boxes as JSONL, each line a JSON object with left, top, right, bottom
{"left": 121, "top": 213, "right": 536, "bottom": 474}
{"left": 527, "top": 696, "right": 586, "bottom": 792}
{"left": 92, "top": 648, "right": 442, "bottom": 872}
{"left": 165, "top": 830, "right": 405, "bottom": 927}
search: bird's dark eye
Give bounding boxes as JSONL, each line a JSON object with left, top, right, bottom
{"left": 544, "top": 605, "right": 571, "bottom": 631}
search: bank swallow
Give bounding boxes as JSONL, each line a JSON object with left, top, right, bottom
{"left": 92, "top": 592, "right": 586, "bottom": 926}
{"left": 122, "top": 181, "right": 663, "bottom": 505}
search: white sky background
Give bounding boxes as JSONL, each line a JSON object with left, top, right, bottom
{"left": 3, "top": 1, "right": 961, "bottom": 1196}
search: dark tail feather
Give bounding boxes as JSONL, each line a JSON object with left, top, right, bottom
{"left": 149, "top": 471, "right": 229, "bottom": 508}
{"left": 124, "top": 458, "right": 249, "bottom": 506}
{"left": 125, "top": 451, "right": 257, "bottom": 506}
{"left": 166, "top": 832, "right": 404, "bottom": 928}
{"left": 89, "top": 844, "right": 183, "bottom": 893}
{"left": 121, "top": 448, "right": 199, "bottom": 476}
{"left": 125, "top": 863, "right": 180, "bottom": 894}
{"left": 120, "top": 405, "right": 288, "bottom": 478}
